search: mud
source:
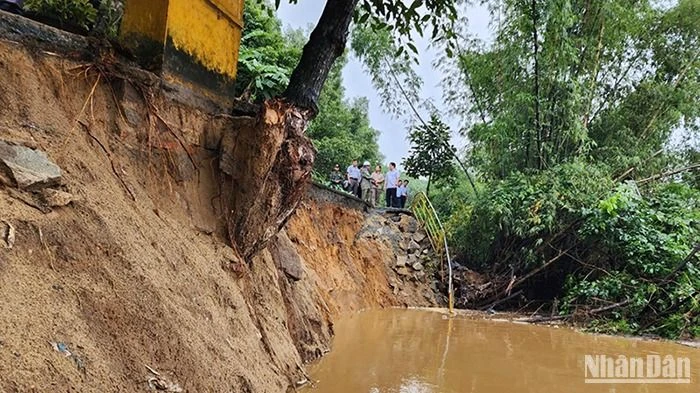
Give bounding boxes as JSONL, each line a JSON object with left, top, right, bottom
{"left": 307, "top": 309, "right": 700, "bottom": 393}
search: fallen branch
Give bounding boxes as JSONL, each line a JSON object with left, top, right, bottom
{"left": 662, "top": 244, "right": 700, "bottom": 284}
{"left": 521, "top": 299, "right": 630, "bottom": 323}
{"left": 482, "top": 289, "right": 523, "bottom": 311}
{"left": 480, "top": 245, "right": 575, "bottom": 308}
{"left": 637, "top": 163, "right": 700, "bottom": 185}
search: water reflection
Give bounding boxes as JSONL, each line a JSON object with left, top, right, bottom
{"left": 306, "top": 309, "right": 699, "bottom": 393}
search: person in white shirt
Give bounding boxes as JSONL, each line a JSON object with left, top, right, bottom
{"left": 398, "top": 179, "right": 409, "bottom": 208}
{"left": 384, "top": 162, "right": 400, "bottom": 207}
{"left": 396, "top": 180, "right": 404, "bottom": 207}
{"left": 346, "top": 159, "right": 361, "bottom": 198}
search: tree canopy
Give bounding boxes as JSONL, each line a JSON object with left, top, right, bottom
{"left": 237, "top": 0, "right": 382, "bottom": 176}
{"left": 402, "top": 114, "right": 456, "bottom": 197}
{"left": 241, "top": 0, "right": 699, "bottom": 338}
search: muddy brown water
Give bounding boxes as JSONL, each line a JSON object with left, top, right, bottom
{"left": 305, "top": 309, "right": 699, "bottom": 393}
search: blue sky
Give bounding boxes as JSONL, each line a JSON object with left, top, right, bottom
{"left": 277, "top": 2, "right": 492, "bottom": 169}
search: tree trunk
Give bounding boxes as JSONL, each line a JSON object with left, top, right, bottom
{"left": 224, "top": 100, "right": 316, "bottom": 261}
{"left": 426, "top": 174, "right": 432, "bottom": 199}
{"left": 225, "top": 0, "right": 358, "bottom": 260}
{"left": 530, "top": 0, "right": 542, "bottom": 169}
{"left": 283, "top": 0, "right": 359, "bottom": 114}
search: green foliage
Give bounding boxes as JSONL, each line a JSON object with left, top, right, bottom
{"left": 92, "top": 0, "right": 123, "bottom": 38}
{"left": 24, "top": 0, "right": 97, "bottom": 30}
{"left": 450, "top": 161, "right": 613, "bottom": 268}
{"left": 307, "top": 57, "right": 382, "bottom": 176}
{"left": 238, "top": 1, "right": 382, "bottom": 176}
{"left": 402, "top": 114, "right": 456, "bottom": 196}
{"left": 440, "top": 0, "right": 699, "bottom": 179}
{"left": 562, "top": 183, "right": 700, "bottom": 338}
{"left": 278, "top": 0, "right": 458, "bottom": 65}
{"left": 419, "top": 0, "right": 700, "bottom": 338}
{"left": 351, "top": 24, "right": 423, "bottom": 119}
{"left": 236, "top": 1, "right": 303, "bottom": 100}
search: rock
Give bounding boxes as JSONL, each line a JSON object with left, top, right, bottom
{"left": 408, "top": 253, "right": 418, "bottom": 264}
{"left": 398, "top": 238, "right": 410, "bottom": 251}
{"left": 413, "top": 230, "right": 427, "bottom": 243}
{"left": 0, "top": 140, "right": 61, "bottom": 189}
{"left": 390, "top": 215, "right": 401, "bottom": 223}
{"left": 220, "top": 246, "right": 240, "bottom": 263}
{"left": 430, "top": 281, "right": 439, "bottom": 291}
{"left": 423, "top": 248, "right": 430, "bottom": 255}
{"left": 395, "top": 255, "right": 407, "bottom": 267}
{"left": 398, "top": 215, "right": 418, "bottom": 233}
{"left": 407, "top": 240, "right": 421, "bottom": 253}
{"left": 40, "top": 188, "right": 73, "bottom": 207}
{"left": 2, "top": 220, "right": 15, "bottom": 249}
{"left": 268, "top": 231, "right": 304, "bottom": 281}
{"left": 412, "top": 262, "right": 424, "bottom": 271}
{"left": 395, "top": 266, "right": 410, "bottom": 276}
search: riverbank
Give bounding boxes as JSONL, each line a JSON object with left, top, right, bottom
{"left": 0, "top": 15, "right": 439, "bottom": 391}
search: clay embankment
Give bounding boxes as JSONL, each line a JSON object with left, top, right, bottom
{"left": 0, "top": 13, "right": 438, "bottom": 393}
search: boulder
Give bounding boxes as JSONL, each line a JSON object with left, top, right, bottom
{"left": 395, "top": 255, "right": 408, "bottom": 267}
{"left": 413, "top": 230, "right": 427, "bottom": 244}
{"left": 0, "top": 141, "right": 61, "bottom": 189}
{"left": 398, "top": 215, "right": 418, "bottom": 233}
{"left": 412, "top": 262, "right": 424, "bottom": 271}
{"left": 407, "top": 240, "right": 421, "bottom": 253}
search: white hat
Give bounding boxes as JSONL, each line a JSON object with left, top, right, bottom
{"left": 363, "top": 161, "right": 370, "bottom": 166}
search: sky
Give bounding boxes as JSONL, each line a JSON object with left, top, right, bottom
{"left": 277, "top": 2, "right": 492, "bottom": 168}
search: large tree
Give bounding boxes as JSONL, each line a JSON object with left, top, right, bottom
{"left": 441, "top": 0, "right": 699, "bottom": 179}
{"left": 226, "top": 0, "right": 459, "bottom": 259}
{"left": 402, "top": 114, "right": 456, "bottom": 197}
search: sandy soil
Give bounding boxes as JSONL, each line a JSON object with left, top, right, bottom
{"left": 0, "top": 38, "right": 435, "bottom": 393}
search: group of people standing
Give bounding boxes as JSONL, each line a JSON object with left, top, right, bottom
{"left": 329, "top": 160, "right": 410, "bottom": 208}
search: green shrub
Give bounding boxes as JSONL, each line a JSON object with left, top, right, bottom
{"left": 563, "top": 182, "right": 700, "bottom": 338}
{"left": 448, "top": 161, "right": 613, "bottom": 269}
{"left": 444, "top": 160, "right": 699, "bottom": 338}
{"left": 24, "top": 0, "right": 97, "bottom": 31}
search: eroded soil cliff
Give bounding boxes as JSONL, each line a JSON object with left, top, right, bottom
{"left": 0, "top": 24, "right": 436, "bottom": 393}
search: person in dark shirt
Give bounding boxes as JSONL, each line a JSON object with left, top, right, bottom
{"left": 329, "top": 164, "right": 343, "bottom": 190}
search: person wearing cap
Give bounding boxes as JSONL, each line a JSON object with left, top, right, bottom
{"left": 371, "top": 165, "right": 384, "bottom": 207}
{"left": 360, "top": 161, "right": 373, "bottom": 204}
{"left": 346, "top": 159, "right": 361, "bottom": 197}
{"left": 329, "top": 164, "right": 343, "bottom": 190}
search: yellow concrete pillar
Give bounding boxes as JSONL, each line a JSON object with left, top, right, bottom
{"left": 120, "top": 0, "right": 244, "bottom": 101}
